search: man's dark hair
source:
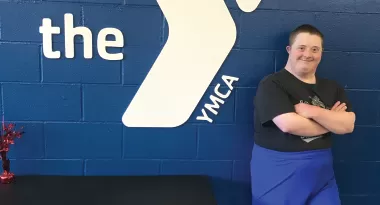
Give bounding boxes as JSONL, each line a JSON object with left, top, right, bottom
{"left": 289, "top": 24, "right": 324, "bottom": 47}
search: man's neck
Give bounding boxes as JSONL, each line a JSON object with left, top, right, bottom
{"left": 284, "top": 66, "right": 316, "bottom": 84}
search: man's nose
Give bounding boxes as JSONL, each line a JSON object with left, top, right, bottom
{"left": 303, "top": 49, "right": 313, "bottom": 57}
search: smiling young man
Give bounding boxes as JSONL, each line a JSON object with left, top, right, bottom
{"left": 251, "top": 24, "right": 356, "bottom": 205}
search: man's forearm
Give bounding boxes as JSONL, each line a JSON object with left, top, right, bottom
{"left": 311, "top": 108, "right": 355, "bottom": 134}
{"left": 273, "top": 113, "right": 330, "bottom": 137}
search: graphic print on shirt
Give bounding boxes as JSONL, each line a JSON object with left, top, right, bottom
{"left": 299, "top": 95, "right": 329, "bottom": 143}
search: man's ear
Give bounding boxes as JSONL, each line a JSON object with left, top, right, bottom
{"left": 286, "top": 45, "right": 291, "bottom": 54}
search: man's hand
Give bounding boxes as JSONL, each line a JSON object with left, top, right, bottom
{"left": 330, "top": 101, "right": 347, "bottom": 112}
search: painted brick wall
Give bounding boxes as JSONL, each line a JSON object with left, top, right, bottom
{"left": 0, "top": 0, "right": 379, "bottom": 204}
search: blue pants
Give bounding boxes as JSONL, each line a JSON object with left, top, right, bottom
{"left": 250, "top": 144, "right": 341, "bottom": 205}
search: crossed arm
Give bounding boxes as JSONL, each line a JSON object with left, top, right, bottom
{"left": 255, "top": 79, "right": 355, "bottom": 136}
{"left": 273, "top": 112, "right": 330, "bottom": 136}
{"left": 307, "top": 104, "right": 355, "bottom": 134}
{"left": 274, "top": 101, "right": 356, "bottom": 136}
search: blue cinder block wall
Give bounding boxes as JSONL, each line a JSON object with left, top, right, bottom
{"left": 0, "top": 0, "right": 379, "bottom": 204}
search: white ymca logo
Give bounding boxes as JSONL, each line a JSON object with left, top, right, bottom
{"left": 122, "top": 0, "right": 262, "bottom": 128}
{"left": 37, "top": 0, "right": 262, "bottom": 127}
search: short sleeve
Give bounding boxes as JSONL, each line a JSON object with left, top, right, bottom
{"left": 335, "top": 85, "right": 353, "bottom": 112}
{"left": 254, "top": 78, "right": 295, "bottom": 125}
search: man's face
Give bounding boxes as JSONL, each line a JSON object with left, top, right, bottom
{"left": 286, "top": 32, "right": 323, "bottom": 75}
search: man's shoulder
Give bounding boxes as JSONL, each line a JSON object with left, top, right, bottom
{"left": 258, "top": 70, "right": 285, "bottom": 86}
{"left": 258, "top": 74, "right": 274, "bottom": 85}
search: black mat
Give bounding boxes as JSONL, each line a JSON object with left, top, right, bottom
{"left": 0, "top": 175, "right": 217, "bottom": 205}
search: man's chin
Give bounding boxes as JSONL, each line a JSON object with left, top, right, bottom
{"left": 302, "top": 67, "right": 316, "bottom": 73}
{"left": 294, "top": 66, "right": 314, "bottom": 73}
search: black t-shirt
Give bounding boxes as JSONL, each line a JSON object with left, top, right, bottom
{"left": 253, "top": 68, "right": 353, "bottom": 152}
